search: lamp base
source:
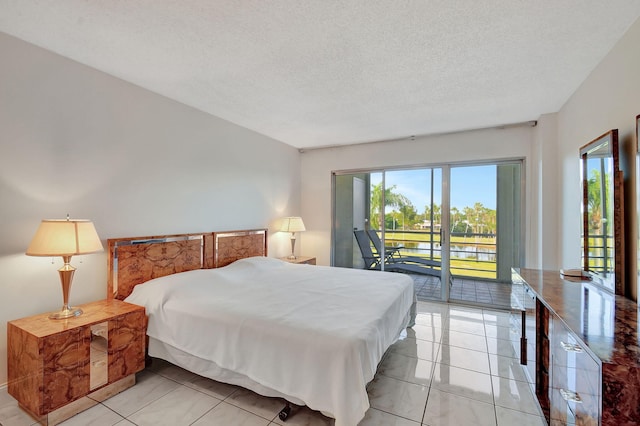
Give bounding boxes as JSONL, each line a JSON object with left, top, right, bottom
{"left": 49, "top": 306, "right": 83, "bottom": 320}
{"left": 289, "top": 234, "right": 297, "bottom": 260}
{"left": 50, "top": 258, "right": 82, "bottom": 320}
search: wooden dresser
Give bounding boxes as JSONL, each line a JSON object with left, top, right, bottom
{"left": 512, "top": 269, "right": 640, "bottom": 426}
{"left": 7, "top": 299, "right": 146, "bottom": 425}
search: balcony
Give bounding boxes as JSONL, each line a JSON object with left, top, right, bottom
{"left": 379, "top": 229, "right": 497, "bottom": 280}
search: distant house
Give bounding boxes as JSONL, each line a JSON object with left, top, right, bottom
{"left": 416, "top": 220, "right": 441, "bottom": 232}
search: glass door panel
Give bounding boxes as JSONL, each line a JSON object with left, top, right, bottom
{"left": 449, "top": 165, "right": 498, "bottom": 281}
{"left": 333, "top": 173, "right": 370, "bottom": 268}
{"left": 448, "top": 162, "right": 522, "bottom": 308}
{"left": 381, "top": 168, "right": 447, "bottom": 302}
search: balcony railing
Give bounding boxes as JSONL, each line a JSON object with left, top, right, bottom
{"left": 376, "top": 229, "right": 497, "bottom": 280}
{"left": 582, "top": 234, "right": 614, "bottom": 273}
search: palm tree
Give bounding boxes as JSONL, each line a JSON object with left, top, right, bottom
{"left": 370, "top": 183, "right": 411, "bottom": 230}
{"left": 587, "top": 169, "right": 612, "bottom": 234}
{"left": 432, "top": 203, "right": 441, "bottom": 225}
{"left": 472, "top": 202, "right": 486, "bottom": 234}
{"left": 450, "top": 207, "right": 460, "bottom": 232}
{"left": 462, "top": 206, "right": 474, "bottom": 235}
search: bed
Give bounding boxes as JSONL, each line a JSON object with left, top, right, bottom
{"left": 108, "top": 229, "right": 415, "bottom": 426}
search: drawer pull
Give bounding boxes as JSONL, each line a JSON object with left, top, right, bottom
{"left": 560, "top": 341, "right": 583, "bottom": 353}
{"left": 560, "top": 389, "right": 583, "bottom": 403}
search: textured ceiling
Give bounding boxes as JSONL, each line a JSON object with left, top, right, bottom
{"left": 1, "top": 1, "right": 639, "bottom": 149}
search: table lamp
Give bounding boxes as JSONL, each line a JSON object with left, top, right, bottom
{"left": 280, "top": 216, "right": 305, "bottom": 259}
{"left": 26, "top": 217, "right": 103, "bottom": 319}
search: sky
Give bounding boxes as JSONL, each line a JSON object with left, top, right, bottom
{"left": 450, "top": 166, "right": 497, "bottom": 210}
{"left": 371, "top": 165, "right": 497, "bottom": 212}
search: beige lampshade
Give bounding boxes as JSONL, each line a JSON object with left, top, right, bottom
{"left": 26, "top": 219, "right": 103, "bottom": 257}
{"left": 280, "top": 217, "right": 306, "bottom": 233}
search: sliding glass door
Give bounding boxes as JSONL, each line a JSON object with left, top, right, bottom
{"left": 333, "top": 167, "right": 450, "bottom": 302}
{"left": 332, "top": 159, "right": 522, "bottom": 307}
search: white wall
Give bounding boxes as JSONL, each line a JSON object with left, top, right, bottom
{"left": 530, "top": 113, "right": 560, "bottom": 270}
{"left": 300, "top": 126, "right": 536, "bottom": 267}
{"left": 0, "top": 33, "right": 301, "bottom": 385}
{"left": 556, "top": 17, "right": 640, "bottom": 298}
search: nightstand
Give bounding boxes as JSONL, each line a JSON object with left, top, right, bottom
{"left": 279, "top": 256, "right": 316, "bottom": 265}
{"left": 7, "top": 299, "right": 146, "bottom": 425}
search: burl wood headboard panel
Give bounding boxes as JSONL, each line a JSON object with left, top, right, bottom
{"left": 107, "top": 229, "right": 268, "bottom": 300}
{"left": 107, "top": 233, "right": 214, "bottom": 300}
{"left": 214, "top": 229, "right": 268, "bottom": 268}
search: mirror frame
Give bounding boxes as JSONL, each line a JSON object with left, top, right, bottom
{"left": 636, "top": 115, "right": 640, "bottom": 301}
{"left": 580, "top": 129, "right": 624, "bottom": 294}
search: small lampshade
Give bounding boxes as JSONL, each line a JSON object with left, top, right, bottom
{"left": 280, "top": 217, "right": 306, "bottom": 233}
{"left": 26, "top": 219, "right": 103, "bottom": 257}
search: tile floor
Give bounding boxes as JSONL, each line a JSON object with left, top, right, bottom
{"left": 0, "top": 301, "right": 546, "bottom": 426}
{"left": 413, "top": 275, "right": 514, "bottom": 308}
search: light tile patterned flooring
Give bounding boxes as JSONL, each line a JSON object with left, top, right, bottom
{"left": 413, "top": 275, "right": 514, "bottom": 308}
{"left": 0, "top": 301, "right": 545, "bottom": 426}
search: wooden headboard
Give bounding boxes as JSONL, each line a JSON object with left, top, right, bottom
{"left": 214, "top": 229, "right": 268, "bottom": 268}
{"left": 108, "top": 229, "right": 267, "bottom": 300}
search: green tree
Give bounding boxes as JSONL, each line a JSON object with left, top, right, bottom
{"left": 587, "top": 169, "right": 612, "bottom": 234}
{"left": 449, "top": 204, "right": 496, "bottom": 235}
{"left": 433, "top": 204, "right": 441, "bottom": 225}
{"left": 399, "top": 203, "right": 418, "bottom": 228}
{"left": 450, "top": 207, "right": 468, "bottom": 233}
{"left": 422, "top": 203, "right": 441, "bottom": 229}
{"left": 370, "top": 183, "right": 411, "bottom": 229}
{"left": 385, "top": 210, "right": 402, "bottom": 230}
{"left": 462, "top": 206, "right": 474, "bottom": 235}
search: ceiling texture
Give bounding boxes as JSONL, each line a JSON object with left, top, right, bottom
{"left": 1, "top": 1, "right": 640, "bottom": 149}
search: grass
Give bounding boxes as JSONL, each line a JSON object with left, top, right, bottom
{"left": 383, "top": 230, "right": 496, "bottom": 246}
{"left": 382, "top": 230, "right": 497, "bottom": 279}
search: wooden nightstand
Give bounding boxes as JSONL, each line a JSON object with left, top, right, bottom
{"left": 7, "top": 299, "right": 146, "bottom": 425}
{"left": 279, "top": 256, "right": 316, "bottom": 265}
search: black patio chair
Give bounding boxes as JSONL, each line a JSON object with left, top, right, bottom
{"left": 367, "top": 229, "right": 442, "bottom": 268}
{"left": 353, "top": 230, "right": 443, "bottom": 281}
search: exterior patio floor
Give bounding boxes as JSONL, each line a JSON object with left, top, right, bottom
{"left": 411, "top": 274, "right": 514, "bottom": 309}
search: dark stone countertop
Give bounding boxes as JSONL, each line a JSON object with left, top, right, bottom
{"left": 513, "top": 268, "right": 640, "bottom": 367}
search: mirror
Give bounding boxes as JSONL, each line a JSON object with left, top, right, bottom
{"left": 580, "top": 129, "right": 623, "bottom": 294}
{"left": 90, "top": 322, "right": 108, "bottom": 390}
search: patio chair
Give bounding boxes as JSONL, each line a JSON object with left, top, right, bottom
{"left": 353, "top": 230, "right": 443, "bottom": 281}
{"left": 367, "top": 229, "right": 442, "bottom": 268}
{"left": 361, "top": 230, "right": 453, "bottom": 287}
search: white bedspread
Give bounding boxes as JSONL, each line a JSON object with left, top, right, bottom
{"left": 125, "top": 256, "right": 414, "bottom": 426}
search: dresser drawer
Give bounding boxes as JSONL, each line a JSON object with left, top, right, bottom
{"left": 42, "top": 327, "right": 91, "bottom": 412}
{"left": 108, "top": 310, "right": 146, "bottom": 383}
{"left": 550, "top": 316, "right": 600, "bottom": 425}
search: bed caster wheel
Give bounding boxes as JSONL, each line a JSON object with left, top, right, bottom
{"left": 278, "top": 404, "right": 291, "bottom": 421}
